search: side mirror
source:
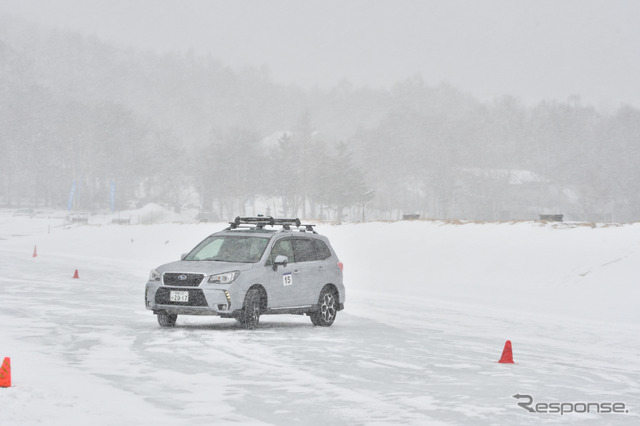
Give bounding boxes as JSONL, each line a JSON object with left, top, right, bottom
{"left": 181, "top": 253, "right": 188, "bottom": 260}
{"left": 273, "top": 255, "right": 288, "bottom": 270}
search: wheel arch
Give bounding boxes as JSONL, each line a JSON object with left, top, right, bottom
{"left": 248, "top": 283, "right": 268, "bottom": 311}
{"left": 321, "top": 283, "right": 340, "bottom": 299}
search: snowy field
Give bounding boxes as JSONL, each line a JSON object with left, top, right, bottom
{"left": 1, "top": 209, "right": 639, "bottom": 425}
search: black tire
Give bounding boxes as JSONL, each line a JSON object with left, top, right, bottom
{"left": 157, "top": 312, "right": 177, "bottom": 327}
{"left": 239, "top": 289, "right": 261, "bottom": 329}
{"left": 310, "top": 288, "right": 338, "bottom": 326}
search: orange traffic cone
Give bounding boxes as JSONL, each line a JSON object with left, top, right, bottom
{"left": 498, "top": 340, "right": 515, "bottom": 363}
{"left": 33, "top": 245, "right": 37, "bottom": 258}
{"left": 73, "top": 269, "right": 79, "bottom": 279}
{"left": 0, "top": 357, "right": 10, "bottom": 387}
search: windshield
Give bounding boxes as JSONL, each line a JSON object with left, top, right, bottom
{"left": 184, "top": 235, "right": 269, "bottom": 263}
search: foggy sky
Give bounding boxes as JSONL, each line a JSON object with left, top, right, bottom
{"left": 1, "top": 0, "right": 639, "bottom": 109}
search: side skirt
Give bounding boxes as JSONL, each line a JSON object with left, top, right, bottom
{"left": 263, "top": 305, "right": 317, "bottom": 315}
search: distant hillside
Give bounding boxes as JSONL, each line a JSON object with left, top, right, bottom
{"left": 2, "top": 16, "right": 640, "bottom": 222}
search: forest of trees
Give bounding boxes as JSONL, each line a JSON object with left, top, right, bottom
{"left": 2, "top": 18, "right": 640, "bottom": 222}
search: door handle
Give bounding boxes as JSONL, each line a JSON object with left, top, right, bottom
{"left": 293, "top": 269, "right": 301, "bottom": 274}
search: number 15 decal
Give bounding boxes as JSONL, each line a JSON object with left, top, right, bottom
{"left": 282, "top": 272, "right": 293, "bottom": 286}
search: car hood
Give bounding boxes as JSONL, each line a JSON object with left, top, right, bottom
{"left": 156, "top": 260, "right": 257, "bottom": 275}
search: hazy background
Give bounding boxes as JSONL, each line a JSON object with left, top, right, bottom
{"left": 1, "top": 0, "right": 639, "bottom": 222}
{"left": 2, "top": 0, "right": 639, "bottom": 107}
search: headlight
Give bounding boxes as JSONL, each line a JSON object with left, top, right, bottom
{"left": 208, "top": 271, "right": 240, "bottom": 284}
{"left": 149, "top": 269, "right": 161, "bottom": 281}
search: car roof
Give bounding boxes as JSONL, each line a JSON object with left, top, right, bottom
{"left": 214, "top": 228, "right": 321, "bottom": 238}
{"left": 223, "top": 216, "right": 319, "bottom": 234}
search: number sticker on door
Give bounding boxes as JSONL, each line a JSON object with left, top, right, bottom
{"left": 282, "top": 272, "right": 293, "bottom": 286}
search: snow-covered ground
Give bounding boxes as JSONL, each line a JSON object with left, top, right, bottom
{"left": 1, "top": 209, "right": 639, "bottom": 425}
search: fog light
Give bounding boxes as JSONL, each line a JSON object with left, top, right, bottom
{"left": 218, "top": 304, "right": 228, "bottom": 311}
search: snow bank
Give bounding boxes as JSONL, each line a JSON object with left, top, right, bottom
{"left": 322, "top": 220, "right": 640, "bottom": 324}
{"left": 1, "top": 215, "right": 638, "bottom": 324}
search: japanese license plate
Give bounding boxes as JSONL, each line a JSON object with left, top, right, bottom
{"left": 170, "top": 290, "right": 189, "bottom": 302}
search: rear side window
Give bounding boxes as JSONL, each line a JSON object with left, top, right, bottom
{"left": 313, "top": 239, "right": 332, "bottom": 260}
{"left": 292, "top": 239, "right": 317, "bottom": 262}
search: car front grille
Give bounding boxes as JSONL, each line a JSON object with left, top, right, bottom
{"left": 155, "top": 288, "right": 208, "bottom": 306}
{"left": 163, "top": 273, "right": 204, "bottom": 287}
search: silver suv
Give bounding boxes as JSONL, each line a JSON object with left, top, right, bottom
{"left": 145, "top": 217, "right": 345, "bottom": 329}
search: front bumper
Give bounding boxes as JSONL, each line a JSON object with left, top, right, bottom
{"left": 145, "top": 281, "right": 243, "bottom": 316}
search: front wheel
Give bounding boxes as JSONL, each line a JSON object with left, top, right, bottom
{"left": 239, "top": 289, "right": 261, "bottom": 329}
{"left": 310, "top": 289, "right": 338, "bottom": 326}
{"left": 157, "top": 312, "right": 177, "bottom": 327}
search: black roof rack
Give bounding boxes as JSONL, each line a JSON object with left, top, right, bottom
{"left": 226, "top": 216, "right": 317, "bottom": 233}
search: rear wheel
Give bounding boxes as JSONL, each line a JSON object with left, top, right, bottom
{"left": 157, "top": 312, "right": 177, "bottom": 327}
{"left": 310, "top": 288, "right": 338, "bottom": 326}
{"left": 239, "top": 289, "right": 261, "bottom": 329}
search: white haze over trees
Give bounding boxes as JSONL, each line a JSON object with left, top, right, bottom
{"left": 1, "top": 1, "right": 640, "bottom": 222}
